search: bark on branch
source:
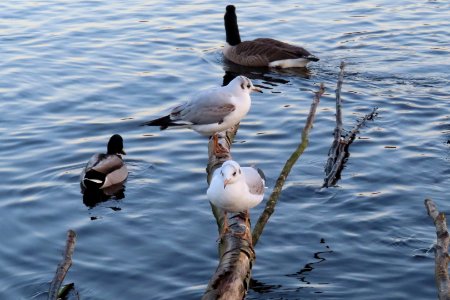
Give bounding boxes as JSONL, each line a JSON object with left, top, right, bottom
{"left": 203, "top": 125, "right": 255, "bottom": 300}
{"left": 252, "top": 83, "right": 324, "bottom": 246}
{"left": 323, "top": 61, "right": 378, "bottom": 187}
{"left": 48, "top": 229, "right": 77, "bottom": 300}
{"left": 203, "top": 82, "right": 325, "bottom": 299}
{"left": 425, "top": 199, "right": 450, "bottom": 300}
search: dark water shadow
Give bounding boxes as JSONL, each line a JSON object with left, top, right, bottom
{"left": 81, "top": 182, "right": 126, "bottom": 209}
{"left": 249, "top": 239, "right": 333, "bottom": 297}
{"left": 222, "top": 59, "right": 311, "bottom": 89}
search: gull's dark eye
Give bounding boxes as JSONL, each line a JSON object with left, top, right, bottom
{"left": 233, "top": 171, "right": 237, "bottom": 176}
{"left": 247, "top": 84, "right": 251, "bottom": 88}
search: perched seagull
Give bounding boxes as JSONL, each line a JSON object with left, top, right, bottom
{"left": 207, "top": 160, "right": 266, "bottom": 237}
{"left": 141, "top": 75, "right": 261, "bottom": 154}
{"left": 81, "top": 134, "right": 128, "bottom": 190}
{"left": 223, "top": 5, "right": 319, "bottom": 68}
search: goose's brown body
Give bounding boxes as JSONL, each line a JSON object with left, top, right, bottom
{"left": 224, "top": 5, "right": 319, "bottom": 68}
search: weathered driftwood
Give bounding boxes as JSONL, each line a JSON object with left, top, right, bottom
{"left": 323, "top": 62, "right": 378, "bottom": 187}
{"left": 203, "top": 125, "right": 255, "bottom": 300}
{"left": 203, "top": 83, "right": 325, "bottom": 299}
{"left": 425, "top": 199, "right": 450, "bottom": 300}
{"left": 252, "top": 83, "right": 325, "bottom": 246}
{"left": 48, "top": 229, "right": 76, "bottom": 300}
{"left": 57, "top": 282, "right": 79, "bottom": 300}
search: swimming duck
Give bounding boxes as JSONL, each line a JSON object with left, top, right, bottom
{"left": 223, "top": 5, "right": 319, "bottom": 68}
{"left": 81, "top": 134, "right": 128, "bottom": 189}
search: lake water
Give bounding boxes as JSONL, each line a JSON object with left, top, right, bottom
{"left": 1, "top": 0, "right": 449, "bottom": 299}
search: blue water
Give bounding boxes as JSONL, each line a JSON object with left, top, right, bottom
{"left": 0, "top": 0, "right": 449, "bottom": 299}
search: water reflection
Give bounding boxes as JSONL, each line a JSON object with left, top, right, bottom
{"left": 250, "top": 239, "right": 332, "bottom": 296}
{"left": 286, "top": 238, "right": 332, "bottom": 280}
{"left": 222, "top": 59, "right": 311, "bottom": 88}
{"left": 81, "top": 183, "right": 126, "bottom": 208}
{"left": 249, "top": 278, "right": 282, "bottom": 294}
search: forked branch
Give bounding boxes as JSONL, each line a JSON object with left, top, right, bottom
{"left": 323, "top": 62, "right": 378, "bottom": 187}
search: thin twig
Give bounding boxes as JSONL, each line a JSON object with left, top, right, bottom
{"left": 252, "top": 83, "right": 325, "bottom": 246}
{"left": 335, "top": 61, "right": 345, "bottom": 136}
{"left": 343, "top": 107, "right": 378, "bottom": 144}
{"left": 48, "top": 230, "right": 76, "bottom": 300}
{"left": 324, "top": 62, "right": 346, "bottom": 177}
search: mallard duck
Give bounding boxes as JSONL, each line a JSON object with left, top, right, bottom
{"left": 223, "top": 5, "right": 319, "bottom": 68}
{"left": 81, "top": 134, "right": 128, "bottom": 189}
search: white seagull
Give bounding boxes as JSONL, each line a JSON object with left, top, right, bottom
{"left": 141, "top": 76, "right": 261, "bottom": 154}
{"left": 223, "top": 5, "right": 319, "bottom": 68}
{"left": 207, "top": 160, "right": 266, "bottom": 237}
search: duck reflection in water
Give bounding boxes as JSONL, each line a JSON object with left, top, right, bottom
{"left": 81, "top": 182, "right": 126, "bottom": 208}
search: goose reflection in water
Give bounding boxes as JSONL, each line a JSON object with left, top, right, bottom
{"left": 222, "top": 58, "right": 312, "bottom": 88}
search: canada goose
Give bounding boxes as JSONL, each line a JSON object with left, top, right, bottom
{"left": 81, "top": 134, "right": 128, "bottom": 189}
{"left": 223, "top": 5, "right": 319, "bottom": 68}
{"left": 141, "top": 76, "right": 261, "bottom": 154}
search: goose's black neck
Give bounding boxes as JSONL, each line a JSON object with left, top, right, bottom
{"left": 224, "top": 5, "right": 241, "bottom": 46}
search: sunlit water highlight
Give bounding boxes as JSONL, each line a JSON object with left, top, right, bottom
{"left": 0, "top": 0, "right": 449, "bottom": 299}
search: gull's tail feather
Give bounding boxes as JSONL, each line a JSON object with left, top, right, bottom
{"left": 141, "top": 115, "right": 181, "bottom": 130}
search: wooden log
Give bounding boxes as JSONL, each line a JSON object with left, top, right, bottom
{"left": 425, "top": 199, "right": 450, "bottom": 300}
{"left": 323, "top": 62, "right": 378, "bottom": 187}
{"left": 204, "top": 83, "right": 324, "bottom": 299}
{"left": 252, "top": 83, "right": 324, "bottom": 246}
{"left": 48, "top": 229, "right": 77, "bottom": 300}
{"left": 203, "top": 125, "right": 255, "bottom": 300}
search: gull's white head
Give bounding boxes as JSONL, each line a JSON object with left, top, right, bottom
{"left": 228, "top": 76, "right": 262, "bottom": 94}
{"left": 220, "top": 160, "right": 243, "bottom": 188}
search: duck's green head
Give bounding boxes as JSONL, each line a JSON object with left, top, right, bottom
{"left": 107, "top": 134, "right": 126, "bottom": 155}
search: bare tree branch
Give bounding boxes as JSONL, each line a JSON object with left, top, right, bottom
{"left": 425, "top": 199, "right": 450, "bottom": 300}
{"left": 48, "top": 230, "right": 76, "bottom": 300}
{"left": 203, "top": 125, "right": 255, "bottom": 300}
{"left": 323, "top": 62, "right": 378, "bottom": 187}
{"left": 252, "top": 83, "right": 325, "bottom": 246}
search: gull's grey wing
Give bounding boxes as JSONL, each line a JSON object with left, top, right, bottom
{"left": 170, "top": 89, "right": 236, "bottom": 125}
{"left": 242, "top": 167, "right": 265, "bottom": 196}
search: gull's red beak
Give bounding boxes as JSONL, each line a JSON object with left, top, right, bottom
{"left": 224, "top": 179, "right": 231, "bottom": 189}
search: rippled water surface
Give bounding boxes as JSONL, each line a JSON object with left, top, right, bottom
{"left": 1, "top": 0, "right": 449, "bottom": 299}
